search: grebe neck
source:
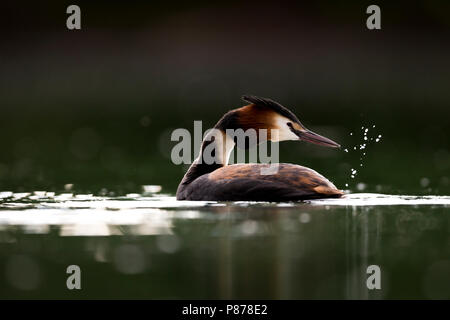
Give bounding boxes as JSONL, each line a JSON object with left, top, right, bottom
{"left": 179, "top": 129, "right": 235, "bottom": 187}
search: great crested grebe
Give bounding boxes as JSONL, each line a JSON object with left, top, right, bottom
{"left": 176, "top": 95, "right": 343, "bottom": 201}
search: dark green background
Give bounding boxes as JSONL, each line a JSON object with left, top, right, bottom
{"left": 1, "top": 1, "right": 449, "bottom": 195}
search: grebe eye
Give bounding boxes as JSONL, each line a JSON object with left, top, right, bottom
{"left": 287, "top": 122, "right": 293, "bottom": 128}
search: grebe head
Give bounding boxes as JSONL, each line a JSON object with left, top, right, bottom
{"left": 217, "top": 95, "right": 340, "bottom": 148}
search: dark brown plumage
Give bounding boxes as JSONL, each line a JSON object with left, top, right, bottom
{"left": 177, "top": 163, "right": 342, "bottom": 201}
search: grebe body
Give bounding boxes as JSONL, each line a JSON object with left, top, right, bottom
{"left": 176, "top": 96, "right": 343, "bottom": 201}
{"left": 177, "top": 163, "right": 341, "bottom": 201}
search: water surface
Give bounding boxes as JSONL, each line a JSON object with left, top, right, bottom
{"left": 0, "top": 191, "right": 449, "bottom": 299}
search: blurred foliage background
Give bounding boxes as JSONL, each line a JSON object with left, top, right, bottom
{"left": 0, "top": 0, "right": 449, "bottom": 195}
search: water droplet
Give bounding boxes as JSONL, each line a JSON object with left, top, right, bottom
{"left": 142, "top": 185, "right": 162, "bottom": 194}
{"left": 356, "top": 183, "right": 367, "bottom": 191}
{"left": 299, "top": 213, "right": 311, "bottom": 224}
{"left": 240, "top": 220, "right": 259, "bottom": 235}
{"left": 420, "top": 177, "right": 430, "bottom": 187}
{"left": 140, "top": 116, "right": 151, "bottom": 127}
{"left": 156, "top": 235, "right": 180, "bottom": 254}
{"left": 113, "top": 244, "right": 147, "bottom": 275}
